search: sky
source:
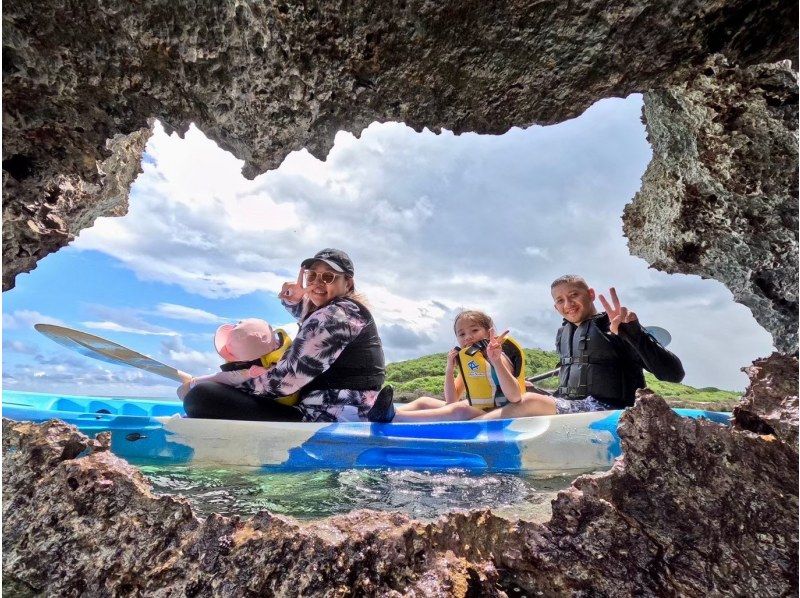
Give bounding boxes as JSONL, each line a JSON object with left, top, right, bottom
{"left": 2, "top": 94, "right": 774, "bottom": 398}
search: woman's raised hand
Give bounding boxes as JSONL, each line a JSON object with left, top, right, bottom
{"left": 279, "top": 268, "right": 307, "bottom": 304}
{"left": 486, "top": 328, "right": 509, "bottom": 365}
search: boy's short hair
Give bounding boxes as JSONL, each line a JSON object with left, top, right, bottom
{"left": 453, "top": 310, "right": 494, "bottom": 332}
{"left": 550, "top": 275, "right": 589, "bottom": 290}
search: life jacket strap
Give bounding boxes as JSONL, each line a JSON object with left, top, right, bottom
{"left": 219, "top": 358, "right": 262, "bottom": 372}
{"left": 558, "top": 385, "right": 589, "bottom": 398}
{"left": 560, "top": 355, "right": 619, "bottom": 365}
{"left": 469, "top": 397, "right": 496, "bottom": 408}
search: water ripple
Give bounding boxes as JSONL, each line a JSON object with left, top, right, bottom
{"left": 139, "top": 465, "right": 575, "bottom": 521}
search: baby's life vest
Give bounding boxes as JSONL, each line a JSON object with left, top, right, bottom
{"left": 219, "top": 329, "right": 300, "bottom": 406}
{"left": 455, "top": 336, "right": 526, "bottom": 411}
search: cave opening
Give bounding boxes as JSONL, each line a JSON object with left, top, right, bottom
{"left": 0, "top": 94, "right": 778, "bottom": 521}
{"left": 3, "top": 94, "right": 775, "bottom": 401}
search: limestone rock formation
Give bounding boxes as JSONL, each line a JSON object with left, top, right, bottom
{"left": 3, "top": 0, "right": 798, "bottom": 288}
{"left": 2, "top": 128, "right": 151, "bottom": 290}
{"left": 733, "top": 352, "right": 799, "bottom": 445}
{"left": 2, "top": 1, "right": 798, "bottom": 594}
{"left": 626, "top": 58, "right": 799, "bottom": 352}
{"left": 4, "top": 378, "right": 797, "bottom": 595}
{"left": 1, "top": 419, "right": 501, "bottom": 596}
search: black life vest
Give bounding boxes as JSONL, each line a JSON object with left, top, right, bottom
{"left": 556, "top": 313, "right": 643, "bottom": 407}
{"left": 301, "top": 298, "right": 385, "bottom": 394}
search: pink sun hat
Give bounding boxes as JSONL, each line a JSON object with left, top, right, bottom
{"left": 214, "top": 319, "right": 276, "bottom": 362}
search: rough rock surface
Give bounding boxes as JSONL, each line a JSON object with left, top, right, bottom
{"left": 733, "top": 352, "right": 799, "bottom": 446}
{"left": 2, "top": 127, "right": 151, "bottom": 290}
{"left": 626, "top": 58, "right": 799, "bottom": 352}
{"left": 4, "top": 377, "right": 797, "bottom": 596}
{"left": 3, "top": 0, "right": 798, "bottom": 288}
{"left": 2, "top": 2, "right": 798, "bottom": 595}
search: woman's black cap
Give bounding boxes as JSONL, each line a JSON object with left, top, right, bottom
{"left": 300, "top": 248, "right": 355, "bottom": 276}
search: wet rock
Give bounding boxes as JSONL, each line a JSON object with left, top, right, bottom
{"left": 625, "top": 57, "right": 799, "bottom": 352}
{"left": 431, "top": 391, "right": 798, "bottom": 596}
{"left": 4, "top": 381, "right": 797, "bottom": 596}
{"left": 2, "top": 0, "right": 797, "bottom": 288}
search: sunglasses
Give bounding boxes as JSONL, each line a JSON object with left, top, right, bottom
{"left": 304, "top": 271, "right": 343, "bottom": 285}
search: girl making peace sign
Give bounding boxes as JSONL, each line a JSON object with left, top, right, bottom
{"left": 380, "top": 310, "right": 556, "bottom": 423}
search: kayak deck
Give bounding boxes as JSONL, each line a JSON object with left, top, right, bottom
{"left": 2, "top": 390, "right": 730, "bottom": 475}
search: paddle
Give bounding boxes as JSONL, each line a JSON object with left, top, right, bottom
{"left": 34, "top": 324, "right": 191, "bottom": 383}
{"left": 644, "top": 326, "right": 671, "bottom": 347}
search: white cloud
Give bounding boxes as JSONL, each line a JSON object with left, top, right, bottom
{"left": 3, "top": 310, "right": 65, "bottom": 330}
{"left": 524, "top": 246, "right": 550, "bottom": 260}
{"left": 2, "top": 339, "right": 39, "bottom": 355}
{"left": 3, "top": 357, "right": 177, "bottom": 398}
{"left": 82, "top": 321, "right": 178, "bottom": 336}
{"left": 160, "top": 335, "right": 220, "bottom": 376}
{"left": 273, "top": 322, "right": 300, "bottom": 339}
{"left": 65, "top": 96, "right": 774, "bottom": 390}
{"left": 153, "top": 303, "right": 227, "bottom": 324}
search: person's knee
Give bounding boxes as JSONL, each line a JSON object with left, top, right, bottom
{"left": 522, "top": 392, "right": 551, "bottom": 404}
{"left": 183, "top": 382, "right": 222, "bottom": 417}
{"left": 519, "top": 392, "right": 557, "bottom": 415}
{"left": 419, "top": 396, "right": 444, "bottom": 409}
{"left": 452, "top": 401, "right": 481, "bottom": 420}
{"left": 400, "top": 396, "right": 442, "bottom": 411}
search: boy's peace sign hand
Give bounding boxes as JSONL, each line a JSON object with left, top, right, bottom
{"left": 279, "top": 268, "right": 307, "bottom": 304}
{"left": 486, "top": 328, "right": 509, "bottom": 365}
{"left": 598, "top": 287, "right": 638, "bottom": 335}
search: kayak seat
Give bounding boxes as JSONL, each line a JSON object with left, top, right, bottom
{"left": 121, "top": 404, "right": 148, "bottom": 416}
{"left": 51, "top": 398, "right": 88, "bottom": 413}
{"left": 88, "top": 400, "right": 118, "bottom": 414}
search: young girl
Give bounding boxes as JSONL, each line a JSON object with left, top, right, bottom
{"left": 372, "top": 311, "right": 556, "bottom": 422}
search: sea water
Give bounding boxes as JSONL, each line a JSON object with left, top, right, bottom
{"left": 1, "top": 390, "right": 581, "bottom": 521}
{"left": 139, "top": 465, "right": 575, "bottom": 521}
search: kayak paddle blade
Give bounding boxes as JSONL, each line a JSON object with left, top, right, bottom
{"left": 644, "top": 326, "right": 672, "bottom": 347}
{"left": 34, "top": 323, "right": 186, "bottom": 382}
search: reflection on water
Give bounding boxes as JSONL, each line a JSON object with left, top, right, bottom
{"left": 139, "top": 465, "right": 576, "bottom": 521}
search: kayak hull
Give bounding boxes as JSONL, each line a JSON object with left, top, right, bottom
{"left": 2, "top": 390, "right": 730, "bottom": 475}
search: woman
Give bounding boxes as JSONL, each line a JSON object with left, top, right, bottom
{"left": 183, "top": 249, "right": 390, "bottom": 422}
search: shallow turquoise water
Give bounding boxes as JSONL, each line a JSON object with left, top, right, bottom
{"left": 2, "top": 391, "right": 585, "bottom": 521}
{"left": 139, "top": 465, "right": 574, "bottom": 521}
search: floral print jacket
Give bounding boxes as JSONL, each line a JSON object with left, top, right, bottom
{"left": 240, "top": 296, "right": 380, "bottom": 422}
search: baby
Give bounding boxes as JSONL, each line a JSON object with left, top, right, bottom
{"left": 177, "top": 319, "right": 290, "bottom": 400}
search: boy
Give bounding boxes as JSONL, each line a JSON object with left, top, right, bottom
{"left": 545, "top": 274, "right": 685, "bottom": 413}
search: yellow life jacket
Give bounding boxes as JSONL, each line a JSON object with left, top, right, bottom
{"left": 455, "top": 336, "right": 526, "bottom": 411}
{"left": 258, "top": 329, "right": 300, "bottom": 406}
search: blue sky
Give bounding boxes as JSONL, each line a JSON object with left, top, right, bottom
{"left": 2, "top": 95, "right": 774, "bottom": 397}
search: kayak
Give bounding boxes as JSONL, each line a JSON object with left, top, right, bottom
{"left": 2, "top": 390, "right": 730, "bottom": 475}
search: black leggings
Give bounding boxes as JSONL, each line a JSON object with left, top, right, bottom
{"left": 183, "top": 382, "right": 304, "bottom": 422}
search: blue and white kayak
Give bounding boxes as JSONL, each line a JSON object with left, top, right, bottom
{"left": 2, "top": 390, "right": 730, "bottom": 475}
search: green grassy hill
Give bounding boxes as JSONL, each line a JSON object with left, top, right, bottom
{"left": 386, "top": 348, "right": 742, "bottom": 411}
